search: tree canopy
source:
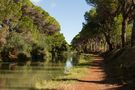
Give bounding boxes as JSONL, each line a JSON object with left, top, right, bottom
{"left": 0, "top": 0, "right": 68, "bottom": 63}
{"left": 72, "top": 0, "right": 134, "bottom": 53}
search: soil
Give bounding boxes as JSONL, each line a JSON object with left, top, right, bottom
{"left": 59, "top": 55, "right": 123, "bottom": 90}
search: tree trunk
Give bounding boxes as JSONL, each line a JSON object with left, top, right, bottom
{"left": 131, "top": 18, "right": 135, "bottom": 46}
{"left": 103, "top": 32, "right": 113, "bottom": 51}
{"left": 121, "top": 18, "right": 127, "bottom": 47}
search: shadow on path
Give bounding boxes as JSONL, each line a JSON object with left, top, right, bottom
{"left": 56, "top": 55, "right": 135, "bottom": 90}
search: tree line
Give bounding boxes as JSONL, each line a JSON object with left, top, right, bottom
{"left": 0, "top": 0, "right": 69, "bottom": 64}
{"left": 72, "top": 0, "right": 135, "bottom": 53}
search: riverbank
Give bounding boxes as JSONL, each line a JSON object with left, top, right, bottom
{"left": 32, "top": 54, "right": 92, "bottom": 90}
{"left": 33, "top": 49, "right": 135, "bottom": 90}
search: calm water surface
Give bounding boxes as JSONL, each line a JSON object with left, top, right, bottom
{"left": 0, "top": 58, "right": 73, "bottom": 90}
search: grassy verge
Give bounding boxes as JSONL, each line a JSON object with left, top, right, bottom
{"left": 32, "top": 54, "right": 93, "bottom": 90}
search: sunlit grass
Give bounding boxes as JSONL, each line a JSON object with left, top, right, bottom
{"left": 62, "top": 67, "right": 88, "bottom": 79}
{"left": 32, "top": 54, "right": 93, "bottom": 89}
{"left": 32, "top": 66, "right": 88, "bottom": 89}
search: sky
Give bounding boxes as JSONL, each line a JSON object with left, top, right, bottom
{"left": 30, "top": 0, "right": 91, "bottom": 44}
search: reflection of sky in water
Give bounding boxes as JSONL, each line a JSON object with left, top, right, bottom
{"left": 65, "top": 57, "right": 73, "bottom": 72}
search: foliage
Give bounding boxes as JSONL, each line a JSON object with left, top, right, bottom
{"left": 72, "top": 0, "right": 134, "bottom": 53}
{"left": 0, "top": 0, "right": 68, "bottom": 63}
{"left": 0, "top": 32, "right": 32, "bottom": 62}
{"left": 45, "top": 33, "right": 69, "bottom": 63}
{"left": 5, "top": 32, "right": 32, "bottom": 52}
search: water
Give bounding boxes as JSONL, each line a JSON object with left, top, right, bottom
{"left": 64, "top": 57, "right": 73, "bottom": 74}
{"left": 0, "top": 57, "right": 74, "bottom": 90}
{"left": 0, "top": 51, "right": 85, "bottom": 90}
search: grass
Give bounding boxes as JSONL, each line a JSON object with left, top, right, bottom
{"left": 32, "top": 67, "right": 88, "bottom": 90}
{"left": 32, "top": 54, "right": 93, "bottom": 90}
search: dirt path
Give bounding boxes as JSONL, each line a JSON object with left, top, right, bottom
{"left": 60, "top": 55, "right": 121, "bottom": 90}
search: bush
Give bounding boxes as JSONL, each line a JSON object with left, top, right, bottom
{"left": 1, "top": 32, "right": 32, "bottom": 62}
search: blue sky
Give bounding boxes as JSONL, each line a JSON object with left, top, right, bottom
{"left": 30, "top": 0, "right": 91, "bottom": 44}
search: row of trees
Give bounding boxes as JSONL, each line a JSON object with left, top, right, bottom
{"left": 72, "top": 0, "right": 135, "bottom": 53}
{"left": 0, "top": 0, "right": 69, "bottom": 63}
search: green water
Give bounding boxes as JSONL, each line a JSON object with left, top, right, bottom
{"left": 0, "top": 62, "right": 66, "bottom": 90}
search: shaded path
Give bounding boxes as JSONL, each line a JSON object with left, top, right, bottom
{"left": 60, "top": 55, "right": 122, "bottom": 90}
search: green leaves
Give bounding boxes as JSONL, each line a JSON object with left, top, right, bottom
{"left": 0, "top": 0, "right": 68, "bottom": 62}
{"left": 73, "top": 0, "right": 134, "bottom": 52}
{"left": 5, "top": 32, "right": 32, "bottom": 53}
{"left": 17, "top": 16, "right": 35, "bottom": 32}
{"left": 0, "top": 0, "right": 22, "bottom": 25}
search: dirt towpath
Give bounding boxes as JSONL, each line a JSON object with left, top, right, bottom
{"left": 60, "top": 55, "right": 121, "bottom": 90}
